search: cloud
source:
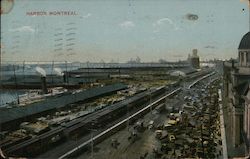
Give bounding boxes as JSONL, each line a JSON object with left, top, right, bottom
{"left": 80, "top": 13, "right": 92, "bottom": 19}
{"left": 153, "top": 30, "right": 160, "bottom": 33}
{"left": 119, "top": 21, "right": 135, "bottom": 28}
{"left": 67, "top": 52, "right": 77, "bottom": 56}
{"left": 54, "top": 53, "right": 64, "bottom": 57}
{"left": 154, "top": 18, "right": 174, "bottom": 26}
{"left": 204, "top": 45, "right": 216, "bottom": 49}
{"left": 153, "top": 18, "right": 179, "bottom": 31}
{"left": 9, "top": 26, "right": 35, "bottom": 33}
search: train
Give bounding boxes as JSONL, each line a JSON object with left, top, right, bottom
{"left": 4, "top": 86, "right": 168, "bottom": 158}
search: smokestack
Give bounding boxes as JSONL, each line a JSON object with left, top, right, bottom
{"left": 35, "top": 66, "right": 47, "bottom": 94}
{"left": 41, "top": 76, "right": 48, "bottom": 94}
{"left": 63, "top": 73, "right": 66, "bottom": 83}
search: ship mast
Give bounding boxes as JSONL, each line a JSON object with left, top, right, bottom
{"left": 249, "top": 0, "right": 250, "bottom": 31}
{"left": 0, "top": 51, "right": 1, "bottom": 105}
{"left": 0, "top": 49, "right": 1, "bottom": 83}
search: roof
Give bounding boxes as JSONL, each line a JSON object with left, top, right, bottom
{"left": 169, "top": 67, "right": 197, "bottom": 76}
{"left": 170, "top": 70, "right": 186, "bottom": 77}
{"left": 238, "top": 32, "right": 250, "bottom": 50}
{"left": 0, "top": 83, "right": 127, "bottom": 125}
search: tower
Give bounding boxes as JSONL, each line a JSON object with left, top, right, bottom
{"left": 190, "top": 49, "right": 200, "bottom": 69}
{"left": 238, "top": 32, "right": 250, "bottom": 67}
{"left": 238, "top": 0, "right": 250, "bottom": 68}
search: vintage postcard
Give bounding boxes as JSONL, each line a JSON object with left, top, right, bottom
{"left": 0, "top": 0, "right": 250, "bottom": 158}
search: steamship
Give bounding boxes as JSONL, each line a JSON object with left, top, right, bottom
{"left": 3, "top": 75, "right": 69, "bottom": 108}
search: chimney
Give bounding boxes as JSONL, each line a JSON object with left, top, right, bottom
{"left": 41, "top": 76, "right": 48, "bottom": 94}
{"left": 63, "top": 74, "right": 66, "bottom": 83}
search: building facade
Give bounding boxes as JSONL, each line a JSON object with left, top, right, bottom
{"left": 223, "top": 32, "right": 250, "bottom": 157}
{"left": 244, "top": 88, "right": 250, "bottom": 155}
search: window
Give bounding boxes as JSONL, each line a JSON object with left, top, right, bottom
{"left": 247, "top": 52, "right": 250, "bottom": 62}
{"left": 241, "top": 52, "right": 244, "bottom": 63}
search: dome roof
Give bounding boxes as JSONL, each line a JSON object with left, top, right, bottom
{"left": 238, "top": 32, "right": 250, "bottom": 50}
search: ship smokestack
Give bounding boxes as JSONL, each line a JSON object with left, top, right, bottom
{"left": 35, "top": 66, "right": 48, "bottom": 94}
{"left": 41, "top": 76, "right": 48, "bottom": 94}
{"left": 63, "top": 73, "right": 66, "bottom": 83}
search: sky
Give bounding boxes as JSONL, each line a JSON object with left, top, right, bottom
{"left": 1, "top": 0, "right": 250, "bottom": 62}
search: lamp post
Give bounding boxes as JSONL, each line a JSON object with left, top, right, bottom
{"left": 126, "top": 102, "right": 133, "bottom": 132}
{"left": 148, "top": 89, "right": 152, "bottom": 114}
{"left": 86, "top": 123, "right": 97, "bottom": 159}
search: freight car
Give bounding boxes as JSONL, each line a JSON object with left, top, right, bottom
{"left": 5, "top": 127, "right": 65, "bottom": 157}
{"left": 4, "top": 86, "right": 167, "bottom": 158}
{"left": 64, "top": 86, "right": 167, "bottom": 137}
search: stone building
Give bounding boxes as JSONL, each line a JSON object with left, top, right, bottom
{"left": 223, "top": 31, "right": 250, "bottom": 157}
{"left": 243, "top": 87, "right": 250, "bottom": 155}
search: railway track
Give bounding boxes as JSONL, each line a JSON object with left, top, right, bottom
{"left": 58, "top": 72, "right": 218, "bottom": 158}
{"left": 3, "top": 70, "right": 217, "bottom": 158}
{"left": 59, "top": 88, "right": 181, "bottom": 159}
{"left": 4, "top": 86, "right": 167, "bottom": 157}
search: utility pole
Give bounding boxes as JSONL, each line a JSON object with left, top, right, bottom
{"left": 23, "top": 61, "right": 25, "bottom": 85}
{"left": 91, "top": 131, "right": 94, "bottom": 159}
{"left": 148, "top": 90, "right": 152, "bottom": 114}
{"left": 0, "top": 51, "right": 1, "bottom": 86}
{"left": 87, "top": 61, "right": 90, "bottom": 84}
{"left": 200, "top": 119, "right": 204, "bottom": 158}
{"left": 87, "top": 123, "right": 97, "bottom": 159}
{"left": 13, "top": 64, "right": 19, "bottom": 104}
{"left": 65, "top": 61, "right": 68, "bottom": 84}
{"left": 51, "top": 61, "right": 54, "bottom": 84}
{"left": 13, "top": 64, "right": 17, "bottom": 88}
{"left": 127, "top": 104, "right": 130, "bottom": 131}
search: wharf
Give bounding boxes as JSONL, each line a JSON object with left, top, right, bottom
{"left": 0, "top": 83, "right": 127, "bottom": 130}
